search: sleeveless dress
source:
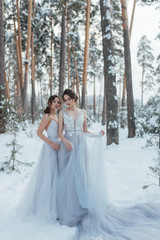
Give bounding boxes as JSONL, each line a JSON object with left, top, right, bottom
{"left": 17, "top": 120, "right": 59, "bottom": 221}
{"left": 57, "top": 109, "right": 160, "bottom": 240}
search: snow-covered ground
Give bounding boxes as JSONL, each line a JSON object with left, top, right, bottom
{"left": 0, "top": 123, "right": 159, "bottom": 240}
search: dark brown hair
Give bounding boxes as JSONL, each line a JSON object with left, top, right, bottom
{"left": 44, "top": 95, "right": 61, "bottom": 114}
{"left": 62, "top": 89, "right": 78, "bottom": 102}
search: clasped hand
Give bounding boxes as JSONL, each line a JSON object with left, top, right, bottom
{"left": 49, "top": 141, "right": 60, "bottom": 151}
{"left": 64, "top": 140, "right": 73, "bottom": 151}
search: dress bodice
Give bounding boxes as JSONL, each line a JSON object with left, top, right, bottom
{"left": 47, "top": 120, "right": 58, "bottom": 139}
{"left": 62, "top": 109, "right": 84, "bottom": 136}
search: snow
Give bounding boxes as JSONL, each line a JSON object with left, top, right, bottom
{"left": 108, "top": 65, "right": 116, "bottom": 75}
{"left": 0, "top": 123, "right": 160, "bottom": 240}
{"left": 103, "top": 33, "right": 111, "bottom": 40}
{"left": 108, "top": 120, "right": 118, "bottom": 129}
{"left": 108, "top": 54, "right": 115, "bottom": 64}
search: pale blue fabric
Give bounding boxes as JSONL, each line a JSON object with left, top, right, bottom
{"left": 57, "top": 110, "right": 160, "bottom": 240}
{"left": 17, "top": 120, "right": 59, "bottom": 221}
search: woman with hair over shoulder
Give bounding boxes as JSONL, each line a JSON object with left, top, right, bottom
{"left": 17, "top": 95, "right": 61, "bottom": 221}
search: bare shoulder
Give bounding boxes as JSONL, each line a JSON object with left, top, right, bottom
{"left": 41, "top": 114, "right": 51, "bottom": 123}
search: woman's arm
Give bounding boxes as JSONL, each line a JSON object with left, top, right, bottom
{"left": 58, "top": 110, "right": 73, "bottom": 151}
{"left": 37, "top": 114, "right": 60, "bottom": 151}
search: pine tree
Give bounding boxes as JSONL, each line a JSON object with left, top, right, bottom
{"left": 100, "top": 0, "right": 119, "bottom": 145}
{"left": 137, "top": 35, "right": 155, "bottom": 106}
{"left": 121, "top": 0, "right": 135, "bottom": 138}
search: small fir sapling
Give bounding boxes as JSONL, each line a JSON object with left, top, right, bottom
{"left": 0, "top": 133, "right": 22, "bottom": 173}
{"left": 0, "top": 133, "right": 34, "bottom": 174}
{"left": 143, "top": 150, "right": 160, "bottom": 189}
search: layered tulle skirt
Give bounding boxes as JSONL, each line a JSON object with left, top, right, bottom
{"left": 57, "top": 132, "right": 160, "bottom": 240}
{"left": 17, "top": 137, "right": 59, "bottom": 221}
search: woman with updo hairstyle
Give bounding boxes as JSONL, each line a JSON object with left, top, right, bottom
{"left": 17, "top": 95, "right": 61, "bottom": 221}
{"left": 57, "top": 88, "right": 105, "bottom": 228}
{"left": 62, "top": 89, "right": 78, "bottom": 103}
{"left": 57, "top": 89, "right": 160, "bottom": 240}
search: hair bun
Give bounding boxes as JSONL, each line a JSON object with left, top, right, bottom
{"left": 44, "top": 106, "right": 50, "bottom": 114}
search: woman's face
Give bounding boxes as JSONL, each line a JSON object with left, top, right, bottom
{"left": 50, "top": 97, "right": 61, "bottom": 111}
{"left": 63, "top": 94, "right": 75, "bottom": 107}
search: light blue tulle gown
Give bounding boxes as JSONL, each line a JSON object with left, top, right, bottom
{"left": 57, "top": 109, "right": 160, "bottom": 240}
{"left": 17, "top": 120, "right": 59, "bottom": 221}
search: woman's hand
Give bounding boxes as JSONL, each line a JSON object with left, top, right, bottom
{"left": 64, "top": 140, "right": 73, "bottom": 151}
{"left": 101, "top": 130, "right": 105, "bottom": 136}
{"left": 49, "top": 141, "right": 60, "bottom": 151}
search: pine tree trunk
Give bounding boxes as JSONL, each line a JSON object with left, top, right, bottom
{"left": 50, "top": 19, "right": 53, "bottom": 96}
{"left": 121, "top": 0, "right": 136, "bottom": 126}
{"left": 121, "top": 0, "right": 135, "bottom": 138}
{"left": 129, "top": 0, "right": 136, "bottom": 38}
{"left": 13, "top": 14, "right": 21, "bottom": 111}
{"left": 98, "top": 78, "right": 102, "bottom": 122}
{"left": 5, "top": 73, "right": 10, "bottom": 101}
{"left": 72, "top": 77, "right": 75, "bottom": 91}
{"left": 100, "top": 0, "right": 119, "bottom": 145}
{"left": 39, "top": 77, "right": 43, "bottom": 110}
{"left": 31, "top": 0, "right": 36, "bottom": 124}
{"left": 120, "top": 73, "right": 126, "bottom": 129}
{"left": 93, "top": 75, "right": 96, "bottom": 118}
{"left": 141, "top": 65, "right": 144, "bottom": 106}
{"left": 102, "top": 74, "right": 106, "bottom": 126}
{"left": 71, "top": 41, "right": 79, "bottom": 96}
{"left": 82, "top": 0, "right": 90, "bottom": 109}
{"left": 59, "top": 12, "right": 66, "bottom": 97}
{"left": 66, "top": 19, "right": 70, "bottom": 88}
{"left": 16, "top": 0, "right": 24, "bottom": 92}
{"left": 22, "top": 0, "right": 32, "bottom": 109}
{"left": 0, "top": 0, "right": 6, "bottom": 133}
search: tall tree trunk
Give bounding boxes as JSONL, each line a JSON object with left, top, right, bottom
{"left": 50, "top": 18, "right": 53, "bottom": 96}
{"left": 121, "top": 0, "right": 136, "bottom": 118}
{"left": 129, "top": 0, "right": 136, "bottom": 39}
{"left": 121, "top": 0, "right": 135, "bottom": 138}
{"left": 0, "top": 0, "right": 6, "bottom": 133}
{"left": 72, "top": 76, "right": 75, "bottom": 91}
{"left": 31, "top": 0, "right": 36, "bottom": 124}
{"left": 81, "top": 0, "right": 90, "bottom": 108}
{"left": 39, "top": 77, "right": 43, "bottom": 110}
{"left": 93, "top": 75, "right": 96, "bottom": 118}
{"left": 13, "top": 14, "right": 21, "bottom": 109}
{"left": 5, "top": 73, "right": 10, "bottom": 101}
{"left": 100, "top": 0, "right": 119, "bottom": 145}
{"left": 59, "top": 11, "right": 66, "bottom": 97}
{"left": 66, "top": 18, "right": 70, "bottom": 88}
{"left": 71, "top": 41, "right": 79, "bottom": 96}
{"left": 16, "top": 0, "right": 24, "bottom": 92}
{"left": 141, "top": 65, "right": 144, "bottom": 106}
{"left": 22, "top": 0, "right": 32, "bottom": 109}
{"left": 102, "top": 74, "right": 106, "bottom": 126}
{"left": 98, "top": 78, "right": 102, "bottom": 122}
